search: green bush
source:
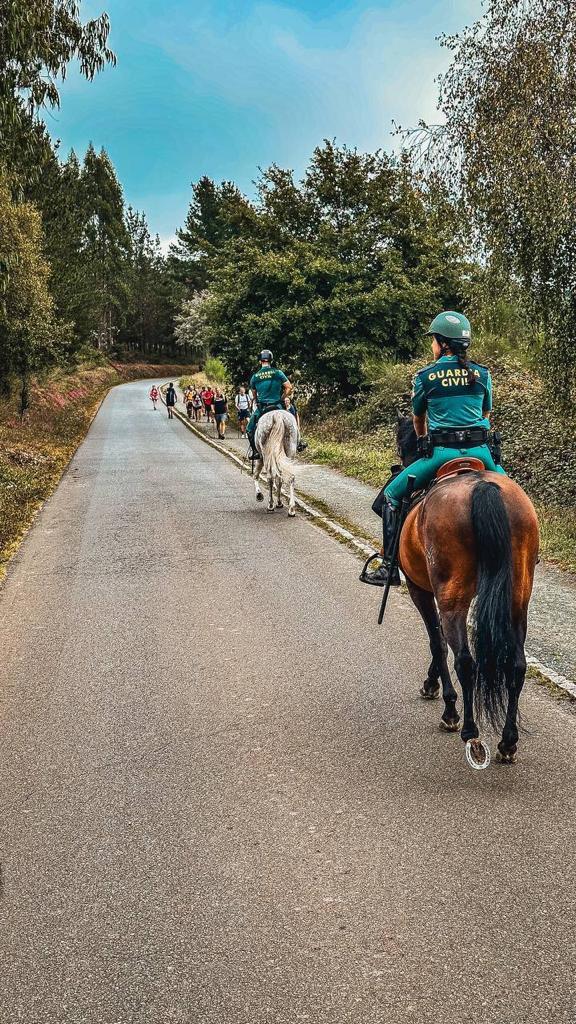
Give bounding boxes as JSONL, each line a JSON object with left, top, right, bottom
{"left": 204, "top": 356, "right": 227, "bottom": 384}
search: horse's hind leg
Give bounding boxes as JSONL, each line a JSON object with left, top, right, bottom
{"left": 267, "top": 474, "right": 275, "bottom": 512}
{"left": 288, "top": 476, "right": 296, "bottom": 517}
{"left": 497, "top": 621, "right": 527, "bottom": 765}
{"left": 406, "top": 580, "right": 459, "bottom": 730}
{"left": 442, "top": 613, "right": 479, "bottom": 744}
{"left": 254, "top": 461, "right": 264, "bottom": 502}
{"left": 275, "top": 475, "right": 284, "bottom": 509}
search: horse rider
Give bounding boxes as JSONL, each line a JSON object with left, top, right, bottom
{"left": 362, "top": 310, "right": 506, "bottom": 588}
{"left": 246, "top": 350, "right": 292, "bottom": 458}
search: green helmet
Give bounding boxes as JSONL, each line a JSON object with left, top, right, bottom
{"left": 426, "top": 311, "right": 471, "bottom": 348}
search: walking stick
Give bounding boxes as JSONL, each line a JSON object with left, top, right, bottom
{"left": 377, "top": 474, "right": 416, "bottom": 626}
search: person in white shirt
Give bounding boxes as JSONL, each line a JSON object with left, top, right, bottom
{"left": 235, "top": 386, "right": 251, "bottom": 436}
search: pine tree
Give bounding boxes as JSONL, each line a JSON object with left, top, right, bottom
{"left": 27, "top": 148, "right": 92, "bottom": 351}
{"left": 121, "top": 208, "right": 181, "bottom": 356}
{"left": 81, "top": 144, "right": 129, "bottom": 349}
{"left": 169, "top": 176, "right": 257, "bottom": 293}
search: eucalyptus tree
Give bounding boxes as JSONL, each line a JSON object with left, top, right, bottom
{"left": 173, "top": 291, "right": 211, "bottom": 365}
{"left": 405, "top": 0, "right": 576, "bottom": 398}
{"left": 121, "top": 208, "right": 181, "bottom": 356}
{"left": 0, "top": 0, "right": 115, "bottom": 179}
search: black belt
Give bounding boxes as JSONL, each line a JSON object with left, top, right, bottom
{"left": 430, "top": 427, "right": 488, "bottom": 448}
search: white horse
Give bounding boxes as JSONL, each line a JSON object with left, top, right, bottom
{"left": 254, "top": 410, "right": 298, "bottom": 516}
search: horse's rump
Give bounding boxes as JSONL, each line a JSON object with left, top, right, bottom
{"left": 400, "top": 471, "right": 539, "bottom": 609}
{"left": 255, "top": 410, "right": 297, "bottom": 480}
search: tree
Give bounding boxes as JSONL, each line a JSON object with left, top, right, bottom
{"left": 120, "top": 207, "right": 182, "bottom": 355}
{"left": 27, "top": 148, "right": 92, "bottom": 351}
{"left": 406, "top": 0, "right": 576, "bottom": 400}
{"left": 0, "top": 0, "right": 115, "bottom": 180}
{"left": 191, "top": 143, "right": 468, "bottom": 393}
{"left": 173, "top": 291, "right": 211, "bottom": 364}
{"left": 81, "top": 144, "right": 129, "bottom": 349}
{"left": 169, "top": 176, "right": 258, "bottom": 293}
{"left": 0, "top": 170, "right": 60, "bottom": 405}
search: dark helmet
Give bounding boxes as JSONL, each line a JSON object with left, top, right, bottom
{"left": 259, "top": 349, "right": 273, "bottom": 362}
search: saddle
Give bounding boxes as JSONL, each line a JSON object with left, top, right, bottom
{"left": 372, "top": 458, "right": 486, "bottom": 518}
{"left": 407, "top": 458, "right": 486, "bottom": 512}
{"left": 434, "top": 456, "right": 485, "bottom": 481}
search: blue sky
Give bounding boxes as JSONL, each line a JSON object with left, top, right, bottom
{"left": 50, "top": 0, "right": 482, "bottom": 246}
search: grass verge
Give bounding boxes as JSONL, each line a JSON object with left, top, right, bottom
{"left": 305, "top": 433, "right": 395, "bottom": 488}
{"left": 535, "top": 505, "right": 576, "bottom": 575}
{"left": 527, "top": 665, "right": 576, "bottom": 703}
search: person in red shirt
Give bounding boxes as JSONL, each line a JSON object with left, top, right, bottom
{"left": 149, "top": 385, "right": 159, "bottom": 410}
{"left": 201, "top": 387, "right": 215, "bottom": 423}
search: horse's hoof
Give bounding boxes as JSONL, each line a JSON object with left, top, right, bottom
{"left": 256, "top": 493, "right": 264, "bottom": 502}
{"left": 276, "top": 501, "right": 284, "bottom": 509}
{"left": 420, "top": 683, "right": 440, "bottom": 700}
{"left": 288, "top": 508, "right": 296, "bottom": 517}
{"left": 266, "top": 506, "right": 275, "bottom": 514}
{"left": 495, "top": 749, "right": 517, "bottom": 766}
{"left": 439, "top": 718, "right": 460, "bottom": 733}
{"left": 464, "top": 738, "right": 491, "bottom": 771}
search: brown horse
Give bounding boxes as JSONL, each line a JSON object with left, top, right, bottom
{"left": 396, "top": 419, "right": 540, "bottom": 767}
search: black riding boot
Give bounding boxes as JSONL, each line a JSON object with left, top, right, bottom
{"left": 360, "top": 502, "right": 401, "bottom": 587}
{"left": 247, "top": 430, "right": 259, "bottom": 460}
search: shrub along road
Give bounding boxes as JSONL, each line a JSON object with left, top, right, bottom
{"left": 1, "top": 379, "right": 576, "bottom": 1023}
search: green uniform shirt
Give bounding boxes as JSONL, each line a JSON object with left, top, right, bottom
{"left": 411, "top": 355, "right": 492, "bottom": 432}
{"left": 250, "top": 366, "right": 288, "bottom": 407}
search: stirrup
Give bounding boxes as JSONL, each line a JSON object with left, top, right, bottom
{"left": 359, "top": 553, "right": 401, "bottom": 587}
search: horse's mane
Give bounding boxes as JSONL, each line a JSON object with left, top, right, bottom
{"left": 396, "top": 415, "right": 419, "bottom": 467}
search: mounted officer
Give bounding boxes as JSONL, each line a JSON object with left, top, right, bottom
{"left": 247, "top": 350, "right": 292, "bottom": 458}
{"left": 362, "top": 311, "right": 506, "bottom": 587}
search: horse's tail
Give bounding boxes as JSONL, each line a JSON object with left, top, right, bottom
{"left": 262, "top": 412, "right": 295, "bottom": 482}
{"left": 470, "top": 479, "right": 514, "bottom": 728}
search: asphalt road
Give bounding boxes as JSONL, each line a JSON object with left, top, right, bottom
{"left": 1, "top": 379, "right": 576, "bottom": 1024}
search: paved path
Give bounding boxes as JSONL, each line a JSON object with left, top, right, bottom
{"left": 2, "top": 379, "right": 576, "bottom": 1023}
{"left": 180, "top": 401, "right": 576, "bottom": 684}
